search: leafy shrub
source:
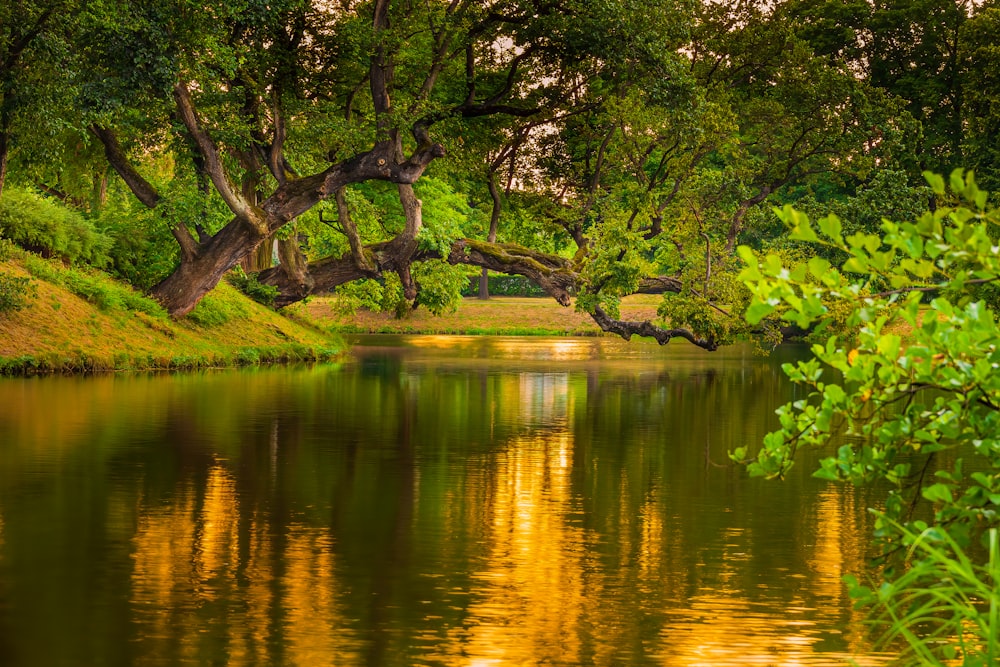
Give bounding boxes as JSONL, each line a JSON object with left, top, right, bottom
{"left": 94, "top": 197, "right": 178, "bottom": 291}
{"left": 0, "top": 273, "right": 35, "bottom": 312}
{"left": 413, "top": 260, "right": 467, "bottom": 315}
{"left": 331, "top": 275, "right": 403, "bottom": 316}
{"left": 737, "top": 170, "right": 1000, "bottom": 663}
{"left": 186, "top": 295, "right": 232, "bottom": 327}
{"left": 460, "top": 274, "right": 547, "bottom": 297}
{"left": 0, "top": 187, "right": 112, "bottom": 266}
{"left": 21, "top": 254, "right": 166, "bottom": 316}
{"left": 185, "top": 288, "right": 251, "bottom": 327}
{"left": 227, "top": 268, "right": 278, "bottom": 306}
{"left": 0, "top": 238, "right": 21, "bottom": 261}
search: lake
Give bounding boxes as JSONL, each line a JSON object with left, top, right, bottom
{"left": 0, "top": 335, "right": 891, "bottom": 665}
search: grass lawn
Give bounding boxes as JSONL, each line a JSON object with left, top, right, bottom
{"left": 298, "top": 294, "right": 665, "bottom": 336}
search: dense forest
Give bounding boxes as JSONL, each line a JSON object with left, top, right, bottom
{"left": 2, "top": 0, "right": 998, "bottom": 351}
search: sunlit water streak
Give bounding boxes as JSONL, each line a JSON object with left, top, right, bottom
{"left": 0, "top": 336, "right": 893, "bottom": 665}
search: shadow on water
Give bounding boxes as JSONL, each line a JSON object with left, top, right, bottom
{"left": 0, "top": 336, "right": 891, "bottom": 665}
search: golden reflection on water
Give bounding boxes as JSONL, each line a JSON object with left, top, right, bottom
{"left": 440, "top": 429, "right": 589, "bottom": 665}
{"left": 405, "top": 334, "right": 604, "bottom": 362}
{"left": 809, "top": 487, "right": 875, "bottom": 658}
{"left": 636, "top": 491, "right": 887, "bottom": 666}
{"left": 280, "top": 526, "right": 358, "bottom": 665}
{"left": 3, "top": 349, "right": 891, "bottom": 666}
{"left": 430, "top": 372, "right": 889, "bottom": 667}
{"left": 130, "top": 462, "right": 359, "bottom": 666}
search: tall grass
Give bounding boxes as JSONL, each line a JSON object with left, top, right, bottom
{"left": 847, "top": 523, "right": 1000, "bottom": 666}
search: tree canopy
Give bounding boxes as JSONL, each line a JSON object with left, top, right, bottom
{"left": 0, "top": 0, "right": 995, "bottom": 351}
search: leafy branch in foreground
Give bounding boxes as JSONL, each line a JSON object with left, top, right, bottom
{"left": 734, "top": 169, "right": 1000, "bottom": 663}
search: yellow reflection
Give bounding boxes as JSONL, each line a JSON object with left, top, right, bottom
{"left": 130, "top": 462, "right": 355, "bottom": 665}
{"left": 282, "top": 524, "right": 359, "bottom": 665}
{"left": 130, "top": 478, "right": 200, "bottom": 659}
{"left": 440, "top": 429, "right": 586, "bottom": 665}
{"left": 809, "top": 488, "right": 850, "bottom": 601}
{"left": 656, "top": 598, "right": 888, "bottom": 666}
{"left": 196, "top": 464, "right": 240, "bottom": 580}
{"left": 227, "top": 515, "right": 274, "bottom": 666}
{"left": 405, "top": 334, "right": 472, "bottom": 351}
{"left": 490, "top": 337, "right": 597, "bottom": 361}
{"left": 648, "top": 492, "right": 889, "bottom": 667}
{"left": 809, "top": 486, "right": 875, "bottom": 657}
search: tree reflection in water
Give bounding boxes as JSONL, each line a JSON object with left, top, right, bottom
{"left": 0, "top": 336, "right": 892, "bottom": 665}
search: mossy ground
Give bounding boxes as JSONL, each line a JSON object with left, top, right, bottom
{"left": 0, "top": 255, "right": 342, "bottom": 375}
{"left": 301, "top": 293, "right": 664, "bottom": 335}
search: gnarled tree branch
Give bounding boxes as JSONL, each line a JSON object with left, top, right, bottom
{"left": 173, "top": 81, "right": 257, "bottom": 225}
{"left": 590, "top": 305, "right": 719, "bottom": 351}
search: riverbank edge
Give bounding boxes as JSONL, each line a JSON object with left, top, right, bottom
{"left": 0, "top": 344, "right": 344, "bottom": 376}
{"left": 0, "top": 254, "right": 345, "bottom": 377}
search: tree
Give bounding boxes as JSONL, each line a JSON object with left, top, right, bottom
{"left": 866, "top": 0, "right": 972, "bottom": 176}
{"left": 959, "top": 6, "right": 1000, "bottom": 192}
{"left": 1, "top": 0, "right": 901, "bottom": 352}
{"left": 738, "top": 170, "right": 1000, "bottom": 663}
{"left": 0, "top": 0, "right": 79, "bottom": 198}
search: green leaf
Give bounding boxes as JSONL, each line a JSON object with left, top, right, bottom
{"left": 922, "top": 483, "right": 953, "bottom": 504}
{"left": 746, "top": 300, "right": 776, "bottom": 325}
{"left": 923, "top": 171, "right": 945, "bottom": 195}
{"left": 807, "top": 256, "right": 831, "bottom": 278}
{"left": 817, "top": 214, "right": 843, "bottom": 243}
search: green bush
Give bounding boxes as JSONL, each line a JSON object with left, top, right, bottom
{"left": 94, "top": 198, "right": 178, "bottom": 290}
{"left": 0, "top": 187, "right": 112, "bottom": 266}
{"left": 21, "top": 254, "right": 166, "bottom": 316}
{"left": 413, "top": 260, "right": 466, "bottom": 315}
{"left": 0, "top": 238, "right": 20, "bottom": 261}
{"left": 737, "top": 170, "right": 1000, "bottom": 663}
{"left": 185, "top": 289, "right": 251, "bottom": 327}
{"left": 0, "top": 272, "right": 35, "bottom": 312}
{"left": 460, "top": 274, "right": 547, "bottom": 297}
{"left": 227, "top": 268, "right": 279, "bottom": 306}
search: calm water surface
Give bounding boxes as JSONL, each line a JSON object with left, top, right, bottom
{"left": 0, "top": 335, "right": 890, "bottom": 666}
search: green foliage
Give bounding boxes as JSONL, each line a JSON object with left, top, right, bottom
{"left": 846, "top": 524, "right": 1000, "bottom": 666}
{"left": 0, "top": 273, "right": 35, "bottom": 312}
{"left": 227, "top": 268, "right": 278, "bottom": 307}
{"left": 22, "top": 254, "right": 165, "bottom": 316}
{"left": 414, "top": 179, "right": 471, "bottom": 256}
{"left": 331, "top": 279, "right": 389, "bottom": 316}
{"left": 658, "top": 251, "right": 761, "bottom": 348}
{"left": 95, "top": 197, "right": 178, "bottom": 291}
{"left": 0, "top": 188, "right": 112, "bottom": 266}
{"left": 186, "top": 290, "right": 250, "bottom": 327}
{"left": 961, "top": 7, "right": 1000, "bottom": 193}
{"left": 460, "top": 275, "right": 547, "bottom": 298}
{"left": 0, "top": 238, "right": 19, "bottom": 261}
{"left": 576, "top": 212, "right": 650, "bottom": 319}
{"left": 737, "top": 170, "right": 1000, "bottom": 661}
{"left": 413, "top": 261, "right": 467, "bottom": 316}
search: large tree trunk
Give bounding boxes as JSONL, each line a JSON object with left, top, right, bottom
{"left": 152, "top": 220, "right": 266, "bottom": 316}
{"left": 274, "top": 235, "right": 313, "bottom": 298}
{"left": 477, "top": 172, "right": 502, "bottom": 299}
{"left": 257, "top": 184, "right": 424, "bottom": 308}
{"left": 241, "top": 236, "right": 274, "bottom": 272}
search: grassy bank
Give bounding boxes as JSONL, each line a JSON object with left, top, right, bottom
{"left": 0, "top": 253, "right": 342, "bottom": 375}
{"left": 301, "top": 294, "right": 664, "bottom": 336}
{"left": 0, "top": 248, "right": 671, "bottom": 375}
